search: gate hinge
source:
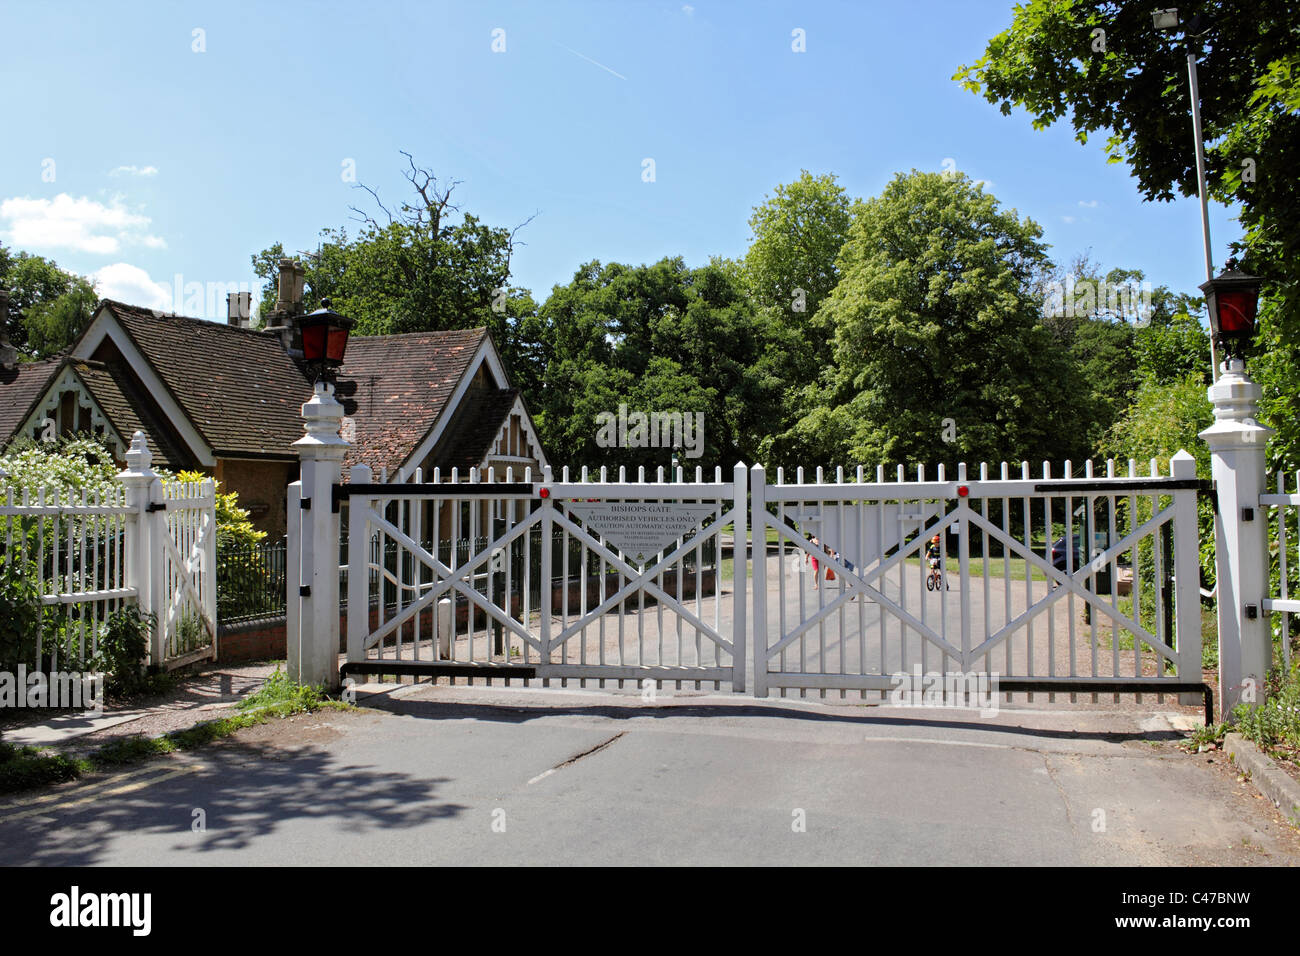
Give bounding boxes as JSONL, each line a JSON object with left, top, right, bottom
{"left": 1199, "top": 482, "right": 1218, "bottom": 515}
{"left": 300, "top": 585, "right": 311, "bottom": 597}
{"left": 146, "top": 502, "right": 167, "bottom": 513}
{"left": 300, "top": 497, "right": 311, "bottom": 511}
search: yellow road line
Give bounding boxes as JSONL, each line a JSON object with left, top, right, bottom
{"left": 0, "top": 763, "right": 203, "bottom": 823}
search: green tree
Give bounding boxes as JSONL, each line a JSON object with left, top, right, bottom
{"left": 0, "top": 244, "right": 97, "bottom": 358}
{"left": 742, "top": 172, "right": 853, "bottom": 439}
{"left": 744, "top": 170, "right": 852, "bottom": 320}
{"left": 956, "top": 0, "right": 1300, "bottom": 470}
{"left": 786, "top": 170, "right": 1079, "bottom": 469}
{"left": 251, "top": 153, "right": 539, "bottom": 386}
{"left": 531, "top": 257, "right": 783, "bottom": 471}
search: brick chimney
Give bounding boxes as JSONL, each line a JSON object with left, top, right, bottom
{"left": 264, "top": 257, "right": 306, "bottom": 351}
{"left": 0, "top": 289, "right": 17, "bottom": 371}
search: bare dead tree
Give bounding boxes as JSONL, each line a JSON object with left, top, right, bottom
{"left": 346, "top": 150, "right": 539, "bottom": 273}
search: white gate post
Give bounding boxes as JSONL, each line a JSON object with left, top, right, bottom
{"left": 291, "top": 382, "right": 350, "bottom": 691}
{"left": 732, "top": 461, "right": 748, "bottom": 693}
{"left": 346, "top": 464, "right": 372, "bottom": 664}
{"left": 750, "top": 463, "right": 768, "bottom": 698}
{"left": 116, "top": 431, "right": 162, "bottom": 665}
{"left": 1199, "top": 358, "right": 1274, "bottom": 716}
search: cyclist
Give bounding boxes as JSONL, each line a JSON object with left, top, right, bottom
{"left": 925, "top": 534, "right": 946, "bottom": 590}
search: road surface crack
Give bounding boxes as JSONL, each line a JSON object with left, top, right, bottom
{"left": 528, "top": 732, "right": 626, "bottom": 785}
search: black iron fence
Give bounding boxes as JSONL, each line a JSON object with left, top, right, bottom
{"left": 217, "top": 538, "right": 288, "bottom": 628}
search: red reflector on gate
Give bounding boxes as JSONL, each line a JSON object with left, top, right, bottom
{"left": 539, "top": 487, "right": 550, "bottom": 499}
{"left": 957, "top": 485, "right": 970, "bottom": 497}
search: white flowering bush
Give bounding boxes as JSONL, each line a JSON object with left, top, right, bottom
{"left": 0, "top": 435, "right": 122, "bottom": 502}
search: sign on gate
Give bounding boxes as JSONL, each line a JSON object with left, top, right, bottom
{"left": 565, "top": 502, "right": 719, "bottom": 565}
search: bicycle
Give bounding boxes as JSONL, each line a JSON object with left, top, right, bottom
{"left": 926, "top": 562, "right": 948, "bottom": 591}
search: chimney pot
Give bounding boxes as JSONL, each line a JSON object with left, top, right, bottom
{"left": 276, "top": 257, "right": 299, "bottom": 314}
{"left": 227, "top": 291, "right": 252, "bottom": 327}
{"left": 0, "top": 289, "right": 15, "bottom": 370}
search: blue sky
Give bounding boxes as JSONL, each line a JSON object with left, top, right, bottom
{"left": 1, "top": 0, "right": 1243, "bottom": 320}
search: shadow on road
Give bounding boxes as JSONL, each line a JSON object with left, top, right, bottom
{"left": 0, "top": 735, "right": 466, "bottom": 865}
{"left": 367, "top": 694, "right": 1185, "bottom": 745}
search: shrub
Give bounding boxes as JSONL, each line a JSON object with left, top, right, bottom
{"left": 1231, "top": 661, "right": 1300, "bottom": 760}
{"left": 0, "top": 555, "right": 42, "bottom": 672}
{"left": 93, "top": 605, "right": 155, "bottom": 697}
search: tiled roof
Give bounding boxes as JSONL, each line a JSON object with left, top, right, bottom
{"left": 0, "top": 355, "right": 63, "bottom": 446}
{"left": 103, "top": 301, "right": 308, "bottom": 459}
{"left": 430, "top": 388, "right": 521, "bottom": 474}
{"left": 336, "top": 328, "right": 486, "bottom": 476}
{"left": 71, "top": 360, "right": 191, "bottom": 471}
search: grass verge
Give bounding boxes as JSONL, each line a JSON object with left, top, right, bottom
{"left": 0, "top": 669, "right": 350, "bottom": 794}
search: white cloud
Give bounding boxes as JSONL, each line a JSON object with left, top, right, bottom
{"left": 87, "top": 262, "right": 171, "bottom": 310}
{"left": 1078, "top": 199, "right": 1098, "bottom": 208}
{"left": 682, "top": 4, "right": 695, "bottom": 14}
{"left": 110, "top": 165, "right": 159, "bottom": 177}
{"left": 1062, "top": 215, "right": 1077, "bottom": 224}
{"left": 0, "top": 193, "right": 165, "bottom": 255}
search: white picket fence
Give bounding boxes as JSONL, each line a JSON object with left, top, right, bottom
{"left": 0, "top": 430, "right": 217, "bottom": 670}
{"left": 0, "top": 483, "right": 133, "bottom": 670}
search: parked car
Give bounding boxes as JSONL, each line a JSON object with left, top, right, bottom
{"left": 1050, "top": 534, "right": 1082, "bottom": 572}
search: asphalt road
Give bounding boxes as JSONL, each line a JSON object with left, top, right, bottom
{"left": 2, "top": 685, "right": 1297, "bottom": 866}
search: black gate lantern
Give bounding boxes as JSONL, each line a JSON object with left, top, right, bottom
{"left": 1199, "top": 258, "right": 1261, "bottom": 361}
{"left": 299, "top": 298, "right": 353, "bottom": 383}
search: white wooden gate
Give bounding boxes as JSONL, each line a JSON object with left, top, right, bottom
{"left": 751, "top": 454, "right": 1209, "bottom": 715}
{"left": 152, "top": 477, "right": 218, "bottom": 669}
{"left": 0, "top": 430, "right": 217, "bottom": 672}
{"left": 339, "top": 462, "right": 746, "bottom": 690}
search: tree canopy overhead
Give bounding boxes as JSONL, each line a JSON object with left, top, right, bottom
{"left": 956, "top": 0, "right": 1300, "bottom": 469}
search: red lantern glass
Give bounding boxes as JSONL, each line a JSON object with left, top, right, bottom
{"left": 1215, "top": 288, "right": 1258, "bottom": 334}
{"left": 326, "top": 325, "right": 349, "bottom": 363}
{"left": 301, "top": 323, "right": 327, "bottom": 362}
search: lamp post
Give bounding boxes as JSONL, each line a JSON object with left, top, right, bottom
{"left": 1153, "top": 7, "right": 1220, "bottom": 379}
{"left": 290, "top": 298, "right": 354, "bottom": 692}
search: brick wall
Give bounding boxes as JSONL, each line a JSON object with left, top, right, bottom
{"left": 215, "top": 458, "right": 296, "bottom": 539}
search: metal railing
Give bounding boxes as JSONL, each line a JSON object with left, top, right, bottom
{"left": 217, "top": 538, "right": 288, "bottom": 628}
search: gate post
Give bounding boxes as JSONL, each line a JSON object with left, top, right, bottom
{"left": 751, "top": 463, "right": 768, "bottom": 698}
{"left": 291, "top": 382, "right": 350, "bottom": 691}
{"left": 732, "top": 461, "right": 748, "bottom": 693}
{"left": 1199, "top": 358, "right": 1274, "bottom": 716}
{"left": 346, "top": 464, "right": 372, "bottom": 664}
{"left": 116, "top": 431, "right": 161, "bottom": 665}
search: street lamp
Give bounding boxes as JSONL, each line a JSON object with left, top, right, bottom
{"left": 1199, "top": 258, "right": 1262, "bottom": 364}
{"left": 298, "top": 298, "right": 353, "bottom": 385}
{"left": 1152, "top": 8, "right": 1220, "bottom": 378}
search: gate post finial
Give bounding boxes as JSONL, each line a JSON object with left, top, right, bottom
{"left": 291, "top": 383, "right": 350, "bottom": 691}
{"left": 1200, "top": 359, "right": 1273, "bottom": 717}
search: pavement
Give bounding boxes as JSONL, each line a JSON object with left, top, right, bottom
{"left": 2, "top": 681, "right": 1298, "bottom": 866}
